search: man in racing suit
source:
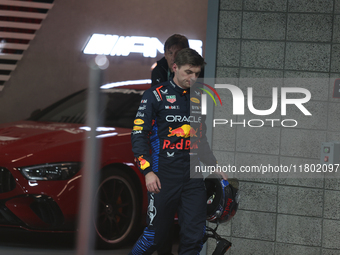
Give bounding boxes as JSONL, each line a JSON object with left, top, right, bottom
{"left": 129, "top": 48, "right": 224, "bottom": 255}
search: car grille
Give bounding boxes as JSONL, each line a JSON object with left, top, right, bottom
{"left": 30, "top": 195, "right": 65, "bottom": 227}
{"left": 0, "top": 167, "right": 16, "bottom": 193}
{"left": 0, "top": 204, "right": 22, "bottom": 225}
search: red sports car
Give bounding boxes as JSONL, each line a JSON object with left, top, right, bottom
{"left": 0, "top": 84, "right": 149, "bottom": 248}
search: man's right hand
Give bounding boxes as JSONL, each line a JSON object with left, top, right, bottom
{"left": 145, "top": 172, "right": 161, "bottom": 193}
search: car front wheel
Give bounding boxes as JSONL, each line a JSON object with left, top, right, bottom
{"left": 94, "top": 168, "right": 141, "bottom": 249}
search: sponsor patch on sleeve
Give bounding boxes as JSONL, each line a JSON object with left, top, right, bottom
{"left": 133, "top": 126, "right": 143, "bottom": 131}
{"left": 137, "top": 155, "right": 150, "bottom": 170}
{"left": 134, "top": 119, "right": 145, "bottom": 125}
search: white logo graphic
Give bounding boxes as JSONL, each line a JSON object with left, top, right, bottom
{"left": 136, "top": 112, "right": 144, "bottom": 117}
{"left": 148, "top": 193, "right": 157, "bottom": 225}
{"left": 207, "top": 84, "right": 312, "bottom": 128}
{"left": 153, "top": 90, "right": 161, "bottom": 102}
{"left": 167, "top": 152, "right": 175, "bottom": 157}
{"left": 203, "top": 84, "right": 311, "bottom": 116}
{"left": 83, "top": 34, "right": 203, "bottom": 57}
{"left": 166, "top": 115, "right": 201, "bottom": 123}
{"left": 165, "top": 105, "right": 180, "bottom": 110}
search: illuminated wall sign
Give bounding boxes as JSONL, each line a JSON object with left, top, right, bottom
{"left": 83, "top": 33, "right": 203, "bottom": 57}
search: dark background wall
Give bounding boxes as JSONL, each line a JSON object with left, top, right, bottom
{"left": 0, "top": 0, "right": 208, "bottom": 124}
{"left": 4, "top": 1, "right": 340, "bottom": 254}
{"left": 207, "top": 0, "right": 340, "bottom": 254}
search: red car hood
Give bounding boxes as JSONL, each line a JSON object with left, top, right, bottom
{"left": 0, "top": 120, "right": 124, "bottom": 164}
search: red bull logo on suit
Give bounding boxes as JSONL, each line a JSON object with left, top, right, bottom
{"left": 167, "top": 124, "right": 197, "bottom": 138}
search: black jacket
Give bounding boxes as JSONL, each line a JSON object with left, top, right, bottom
{"left": 131, "top": 79, "right": 216, "bottom": 178}
{"left": 151, "top": 57, "right": 169, "bottom": 87}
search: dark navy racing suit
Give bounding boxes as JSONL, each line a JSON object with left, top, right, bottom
{"left": 130, "top": 79, "right": 216, "bottom": 255}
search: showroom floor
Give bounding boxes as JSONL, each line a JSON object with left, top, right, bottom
{"left": 0, "top": 227, "right": 180, "bottom": 255}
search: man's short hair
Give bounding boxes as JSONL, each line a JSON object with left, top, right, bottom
{"left": 174, "top": 48, "right": 206, "bottom": 69}
{"left": 164, "top": 34, "right": 189, "bottom": 52}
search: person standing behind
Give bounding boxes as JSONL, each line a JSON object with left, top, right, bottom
{"left": 151, "top": 34, "right": 189, "bottom": 87}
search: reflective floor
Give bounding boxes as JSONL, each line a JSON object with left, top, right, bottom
{"left": 0, "top": 227, "right": 179, "bottom": 255}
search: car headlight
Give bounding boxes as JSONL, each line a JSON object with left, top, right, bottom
{"left": 19, "top": 162, "right": 81, "bottom": 181}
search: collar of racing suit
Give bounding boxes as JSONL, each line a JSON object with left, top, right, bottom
{"left": 169, "top": 79, "right": 189, "bottom": 97}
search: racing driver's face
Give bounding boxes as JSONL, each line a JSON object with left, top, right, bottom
{"left": 172, "top": 63, "right": 201, "bottom": 90}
